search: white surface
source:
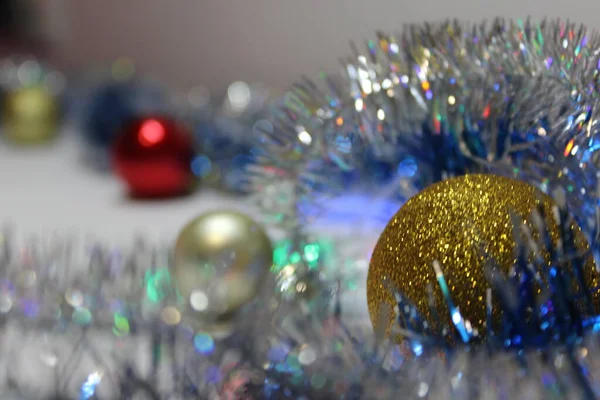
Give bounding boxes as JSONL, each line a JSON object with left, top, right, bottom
{"left": 0, "top": 129, "right": 255, "bottom": 243}
{"left": 0, "top": 127, "right": 393, "bottom": 241}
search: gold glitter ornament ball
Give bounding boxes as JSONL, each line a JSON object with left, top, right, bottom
{"left": 173, "top": 210, "right": 273, "bottom": 325}
{"left": 367, "top": 174, "right": 600, "bottom": 341}
{"left": 2, "top": 85, "right": 60, "bottom": 144}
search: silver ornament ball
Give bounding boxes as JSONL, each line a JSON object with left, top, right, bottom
{"left": 173, "top": 210, "right": 273, "bottom": 324}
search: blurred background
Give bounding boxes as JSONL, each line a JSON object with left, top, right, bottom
{"left": 6, "top": 0, "right": 600, "bottom": 94}
{"left": 0, "top": 0, "right": 598, "bottom": 239}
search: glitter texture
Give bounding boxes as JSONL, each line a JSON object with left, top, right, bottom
{"left": 368, "top": 174, "right": 600, "bottom": 340}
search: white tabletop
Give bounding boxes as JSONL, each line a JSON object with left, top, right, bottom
{"left": 0, "top": 128, "right": 256, "bottom": 243}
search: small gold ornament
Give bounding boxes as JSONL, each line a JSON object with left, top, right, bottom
{"left": 173, "top": 210, "right": 273, "bottom": 324}
{"left": 2, "top": 85, "right": 60, "bottom": 145}
{"left": 367, "top": 174, "right": 600, "bottom": 341}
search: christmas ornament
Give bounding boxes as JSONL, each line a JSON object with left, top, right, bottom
{"left": 2, "top": 85, "right": 59, "bottom": 144}
{"left": 111, "top": 116, "right": 196, "bottom": 198}
{"left": 81, "top": 80, "right": 168, "bottom": 169}
{"left": 173, "top": 210, "right": 273, "bottom": 325}
{"left": 367, "top": 174, "right": 600, "bottom": 342}
{"left": 83, "top": 83, "right": 137, "bottom": 148}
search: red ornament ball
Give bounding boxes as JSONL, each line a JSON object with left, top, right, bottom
{"left": 112, "top": 116, "right": 196, "bottom": 198}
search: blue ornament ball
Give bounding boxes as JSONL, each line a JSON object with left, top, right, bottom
{"left": 82, "top": 81, "right": 167, "bottom": 150}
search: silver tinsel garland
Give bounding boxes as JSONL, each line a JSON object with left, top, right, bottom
{"left": 249, "top": 19, "right": 600, "bottom": 197}
{"left": 1, "top": 210, "right": 600, "bottom": 399}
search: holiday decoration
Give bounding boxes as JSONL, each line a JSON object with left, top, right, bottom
{"left": 0, "top": 57, "right": 65, "bottom": 145}
{"left": 254, "top": 19, "right": 600, "bottom": 213}
{"left": 2, "top": 84, "right": 59, "bottom": 144}
{"left": 1, "top": 207, "right": 600, "bottom": 399}
{"left": 2, "top": 17, "right": 600, "bottom": 400}
{"left": 111, "top": 116, "right": 196, "bottom": 198}
{"left": 173, "top": 210, "right": 273, "bottom": 326}
{"left": 240, "top": 18, "right": 600, "bottom": 398}
{"left": 83, "top": 83, "right": 139, "bottom": 147}
{"left": 80, "top": 79, "right": 168, "bottom": 169}
{"left": 368, "top": 174, "right": 600, "bottom": 343}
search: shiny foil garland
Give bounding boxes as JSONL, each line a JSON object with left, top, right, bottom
{"left": 0, "top": 228, "right": 340, "bottom": 399}
{"left": 0, "top": 230, "right": 263, "bottom": 399}
{"left": 239, "top": 18, "right": 600, "bottom": 398}
{"left": 2, "top": 220, "right": 600, "bottom": 399}
{"left": 251, "top": 19, "right": 600, "bottom": 204}
{"left": 247, "top": 18, "right": 600, "bottom": 302}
